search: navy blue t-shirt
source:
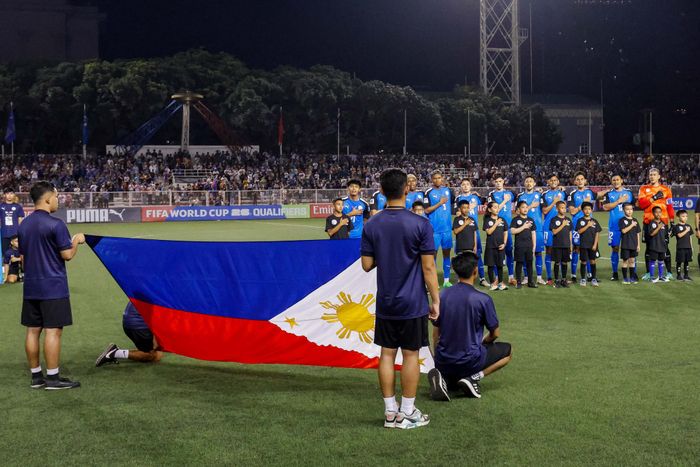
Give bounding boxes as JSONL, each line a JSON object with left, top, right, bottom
{"left": 361, "top": 208, "right": 435, "bottom": 320}
{"left": 18, "top": 210, "right": 73, "bottom": 300}
{"left": 1, "top": 202, "right": 25, "bottom": 238}
{"left": 3, "top": 247, "right": 20, "bottom": 265}
{"left": 122, "top": 302, "right": 150, "bottom": 330}
{"left": 434, "top": 283, "right": 499, "bottom": 373}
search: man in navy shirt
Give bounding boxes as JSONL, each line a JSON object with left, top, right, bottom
{"left": 1, "top": 187, "right": 25, "bottom": 255}
{"left": 361, "top": 168, "right": 440, "bottom": 430}
{"left": 428, "top": 252, "right": 512, "bottom": 401}
{"left": 18, "top": 181, "right": 86, "bottom": 390}
{"left": 95, "top": 302, "right": 164, "bottom": 366}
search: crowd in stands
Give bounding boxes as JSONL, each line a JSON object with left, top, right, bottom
{"left": 1, "top": 151, "right": 698, "bottom": 195}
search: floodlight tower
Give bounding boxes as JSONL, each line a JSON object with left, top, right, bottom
{"left": 480, "top": 0, "right": 528, "bottom": 106}
{"left": 172, "top": 91, "right": 204, "bottom": 152}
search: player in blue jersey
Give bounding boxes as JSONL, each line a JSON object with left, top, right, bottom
{"left": 567, "top": 173, "right": 596, "bottom": 282}
{"left": 487, "top": 174, "right": 516, "bottom": 285}
{"left": 342, "top": 179, "right": 370, "bottom": 239}
{"left": 405, "top": 174, "right": 426, "bottom": 210}
{"left": 369, "top": 190, "right": 387, "bottom": 216}
{"left": 598, "top": 175, "right": 635, "bottom": 281}
{"left": 517, "top": 176, "right": 546, "bottom": 285}
{"left": 425, "top": 171, "right": 456, "bottom": 287}
{"left": 454, "top": 179, "right": 489, "bottom": 286}
{"left": 541, "top": 174, "right": 568, "bottom": 285}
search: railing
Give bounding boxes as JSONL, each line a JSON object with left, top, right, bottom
{"left": 12, "top": 185, "right": 700, "bottom": 208}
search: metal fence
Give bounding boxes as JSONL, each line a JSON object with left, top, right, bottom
{"left": 12, "top": 185, "right": 700, "bottom": 208}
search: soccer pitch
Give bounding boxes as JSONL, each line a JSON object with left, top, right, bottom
{"left": 1, "top": 216, "right": 699, "bottom": 466}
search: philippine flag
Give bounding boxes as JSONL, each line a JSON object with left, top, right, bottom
{"left": 87, "top": 236, "right": 434, "bottom": 372}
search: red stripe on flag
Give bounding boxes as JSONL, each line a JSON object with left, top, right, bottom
{"left": 131, "top": 298, "right": 379, "bottom": 369}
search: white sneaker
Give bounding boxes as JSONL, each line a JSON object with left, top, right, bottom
{"left": 521, "top": 277, "right": 528, "bottom": 285}
{"left": 490, "top": 283, "right": 499, "bottom": 291}
{"left": 498, "top": 283, "right": 508, "bottom": 291}
{"left": 591, "top": 279, "right": 599, "bottom": 287}
{"left": 384, "top": 411, "right": 398, "bottom": 428}
{"left": 537, "top": 277, "right": 547, "bottom": 285}
{"left": 394, "top": 408, "right": 430, "bottom": 429}
{"left": 580, "top": 278, "right": 587, "bottom": 287}
{"left": 651, "top": 277, "right": 659, "bottom": 283}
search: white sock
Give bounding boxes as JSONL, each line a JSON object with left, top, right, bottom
{"left": 383, "top": 396, "right": 397, "bottom": 413}
{"left": 31, "top": 366, "right": 42, "bottom": 374}
{"left": 46, "top": 368, "right": 59, "bottom": 376}
{"left": 471, "top": 371, "right": 485, "bottom": 381}
{"left": 114, "top": 349, "right": 129, "bottom": 359}
{"left": 400, "top": 396, "right": 415, "bottom": 415}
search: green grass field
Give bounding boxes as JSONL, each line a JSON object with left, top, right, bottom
{"left": 1, "top": 216, "right": 699, "bottom": 466}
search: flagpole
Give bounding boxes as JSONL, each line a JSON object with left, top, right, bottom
{"left": 336, "top": 107, "right": 340, "bottom": 158}
{"left": 279, "top": 106, "right": 283, "bottom": 156}
{"left": 403, "top": 108, "right": 407, "bottom": 156}
{"left": 9, "top": 101, "right": 14, "bottom": 157}
{"left": 467, "top": 109, "right": 471, "bottom": 157}
{"left": 82, "top": 104, "right": 87, "bottom": 159}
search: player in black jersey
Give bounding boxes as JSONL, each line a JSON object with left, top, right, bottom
{"left": 325, "top": 198, "right": 354, "bottom": 239}
{"left": 453, "top": 201, "right": 477, "bottom": 255}
{"left": 549, "top": 201, "right": 572, "bottom": 288}
{"left": 672, "top": 210, "right": 694, "bottom": 281}
{"left": 510, "top": 201, "right": 537, "bottom": 289}
{"left": 575, "top": 202, "right": 602, "bottom": 287}
{"left": 483, "top": 201, "right": 508, "bottom": 291}
{"left": 647, "top": 206, "right": 669, "bottom": 283}
{"left": 618, "top": 203, "right": 641, "bottom": 284}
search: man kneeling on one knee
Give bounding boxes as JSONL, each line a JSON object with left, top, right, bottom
{"left": 428, "top": 251, "right": 512, "bottom": 400}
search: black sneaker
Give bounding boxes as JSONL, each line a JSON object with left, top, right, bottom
{"left": 45, "top": 376, "right": 81, "bottom": 390}
{"left": 95, "top": 343, "right": 119, "bottom": 367}
{"left": 561, "top": 279, "right": 570, "bottom": 288}
{"left": 684, "top": 275, "right": 693, "bottom": 282}
{"left": 457, "top": 376, "right": 482, "bottom": 398}
{"left": 427, "top": 368, "right": 450, "bottom": 402}
{"left": 30, "top": 373, "right": 45, "bottom": 389}
{"left": 516, "top": 283, "right": 522, "bottom": 289}
{"left": 677, "top": 274, "right": 684, "bottom": 281}
{"left": 610, "top": 272, "right": 619, "bottom": 281}
{"left": 570, "top": 276, "right": 577, "bottom": 283}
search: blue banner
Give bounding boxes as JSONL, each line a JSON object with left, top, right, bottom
{"left": 671, "top": 198, "right": 698, "bottom": 211}
{"left": 143, "top": 205, "right": 286, "bottom": 222}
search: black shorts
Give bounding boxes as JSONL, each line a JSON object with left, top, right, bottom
{"left": 6, "top": 262, "right": 20, "bottom": 276}
{"left": 484, "top": 248, "right": 505, "bottom": 267}
{"left": 620, "top": 248, "right": 638, "bottom": 260}
{"left": 579, "top": 248, "right": 597, "bottom": 262}
{"left": 551, "top": 247, "right": 570, "bottom": 263}
{"left": 676, "top": 248, "right": 693, "bottom": 264}
{"left": 374, "top": 315, "right": 429, "bottom": 351}
{"left": 647, "top": 250, "right": 665, "bottom": 261}
{"left": 514, "top": 248, "right": 533, "bottom": 263}
{"left": 21, "top": 298, "right": 72, "bottom": 328}
{"left": 437, "top": 342, "right": 512, "bottom": 387}
{"left": 124, "top": 326, "right": 155, "bottom": 352}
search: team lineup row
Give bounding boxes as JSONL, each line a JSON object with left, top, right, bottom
{"left": 325, "top": 169, "right": 699, "bottom": 287}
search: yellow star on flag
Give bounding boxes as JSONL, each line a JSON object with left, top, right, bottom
{"left": 418, "top": 358, "right": 426, "bottom": 367}
{"left": 284, "top": 317, "right": 298, "bottom": 329}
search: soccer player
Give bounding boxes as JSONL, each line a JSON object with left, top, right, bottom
{"left": 517, "top": 176, "right": 546, "bottom": 285}
{"left": 325, "top": 198, "right": 354, "bottom": 239}
{"left": 95, "top": 302, "right": 164, "bottom": 366}
{"left": 428, "top": 252, "right": 512, "bottom": 401}
{"left": 405, "top": 174, "right": 425, "bottom": 210}
{"left": 341, "top": 179, "right": 370, "bottom": 239}
{"left": 488, "top": 174, "right": 516, "bottom": 284}
{"left": 2, "top": 235, "right": 22, "bottom": 283}
{"left": 599, "top": 175, "right": 635, "bottom": 281}
{"left": 672, "top": 210, "right": 693, "bottom": 281}
{"left": 1, "top": 187, "right": 25, "bottom": 255}
{"left": 647, "top": 206, "right": 669, "bottom": 283}
{"left": 455, "top": 179, "right": 488, "bottom": 286}
{"left": 425, "top": 170, "right": 455, "bottom": 287}
{"left": 483, "top": 201, "right": 508, "bottom": 291}
{"left": 542, "top": 174, "right": 567, "bottom": 285}
{"left": 567, "top": 173, "right": 595, "bottom": 283}
{"left": 575, "top": 202, "right": 602, "bottom": 287}
{"left": 361, "top": 168, "right": 439, "bottom": 430}
{"left": 549, "top": 201, "right": 572, "bottom": 288}
{"left": 638, "top": 168, "right": 674, "bottom": 280}
{"left": 412, "top": 201, "right": 426, "bottom": 217}
{"left": 511, "top": 201, "right": 537, "bottom": 289}
{"left": 453, "top": 201, "right": 477, "bottom": 255}
{"left": 369, "top": 189, "right": 387, "bottom": 216}
{"left": 18, "top": 181, "right": 86, "bottom": 389}
{"left": 618, "top": 203, "right": 641, "bottom": 284}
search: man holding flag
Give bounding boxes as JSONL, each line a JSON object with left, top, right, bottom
{"left": 361, "top": 168, "right": 440, "bottom": 429}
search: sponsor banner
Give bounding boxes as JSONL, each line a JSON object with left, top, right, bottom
{"left": 671, "top": 197, "right": 698, "bottom": 210}
{"left": 282, "top": 204, "right": 310, "bottom": 219}
{"left": 310, "top": 203, "right": 334, "bottom": 219}
{"left": 141, "top": 205, "right": 286, "bottom": 222}
{"left": 54, "top": 207, "right": 142, "bottom": 224}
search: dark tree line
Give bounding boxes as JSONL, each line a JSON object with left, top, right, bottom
{"left": 0, "top": 49, "right": 561, "bottom": 154}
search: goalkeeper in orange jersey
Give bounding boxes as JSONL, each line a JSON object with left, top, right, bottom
{"left": 637, "top": 168, "right": 675, "bottom": 280}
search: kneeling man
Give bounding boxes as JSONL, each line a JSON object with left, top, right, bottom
{"left": 428, "top": 251, "right": 512, "bottom": 400}
{"left": 95, "top": 302, "right": 163, "bottom": 366}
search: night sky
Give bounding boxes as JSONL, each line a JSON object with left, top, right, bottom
{"left": 99, "top": 0, "right": 700, "bottom": 152}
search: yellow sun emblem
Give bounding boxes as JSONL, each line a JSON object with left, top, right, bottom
{"left": 320, "top": 292, "right": 376, "bottom": 344}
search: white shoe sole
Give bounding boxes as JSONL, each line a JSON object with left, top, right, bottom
{"left": 457, "top": 379, "right": 482, "bottom": 399}
{"left": 428, "top": 369, "right": 450, "bottom": 402}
